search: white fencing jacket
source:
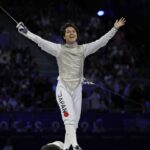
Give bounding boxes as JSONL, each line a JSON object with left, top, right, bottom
{"left": 24, "top": 27, "right": 117, "bottom": 90}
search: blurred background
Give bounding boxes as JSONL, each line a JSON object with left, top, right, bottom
{"left": 0, "top": 0, "right": 150, "bottom": 149}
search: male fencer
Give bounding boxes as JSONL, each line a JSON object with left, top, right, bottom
{"left": 16, "top": 17, "right": 126, "bottom": 150}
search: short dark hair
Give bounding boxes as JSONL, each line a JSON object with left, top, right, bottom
{"left": 60, "top": 22, "right": 79, "bottom": 37}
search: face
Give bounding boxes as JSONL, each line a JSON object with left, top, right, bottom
{"left": 64, "top": 26, "right": 77, "bottom": 44}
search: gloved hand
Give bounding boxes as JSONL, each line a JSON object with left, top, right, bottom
{"left": 16, "top": 22, "right": 28, "bottom": 34}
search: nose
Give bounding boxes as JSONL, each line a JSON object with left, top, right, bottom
{"left": 70, "top": 32, "right": 75, "bottom": 35}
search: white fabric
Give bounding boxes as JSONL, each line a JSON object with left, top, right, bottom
{"left": 57, "top": 43, "right": 84, "bottom": 90}
{"left": 26, "top": 31, "right": 61, "bottom": 57}
{"left": 83, "top": 27, "right": 117, "bottom": 57}
{"left": 22, "top": 26, "right": 117, "bottom": 91}
{"left": 63, "top": 133, "right": 71, "bottom": 150}
{"left": 64, "top": 125, "right": 78, "bottom": 148}
{"left": 56, "top": 79, "right": 82, "bottom": 126}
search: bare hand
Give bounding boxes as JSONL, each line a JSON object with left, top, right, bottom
{"left": 114, "top": 17, "right": 126, "bottom": 29}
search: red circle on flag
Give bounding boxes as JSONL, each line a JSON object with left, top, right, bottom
{"left": 64, "top": 111, "right": 69, "bottom": 117}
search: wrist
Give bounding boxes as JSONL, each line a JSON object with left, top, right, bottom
{"left": 114, "top": 26, "right": 119, "bottom": 30}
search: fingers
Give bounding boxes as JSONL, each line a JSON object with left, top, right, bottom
{"left": 114, "top": 17, "right": 126, "bottom": 29}
{"left": 119, "top": 17, "right": 126, "bottom": 23}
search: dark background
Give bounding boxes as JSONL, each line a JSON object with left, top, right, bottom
{"left": 0, "top": 0, "right": 150, "bottom": 149}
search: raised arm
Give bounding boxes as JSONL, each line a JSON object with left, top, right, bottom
{"left": 83, "top": 17, "right": 126, "bottom": 57}
{"left": 16, "top": 22, "right": 61, "bottom": 57}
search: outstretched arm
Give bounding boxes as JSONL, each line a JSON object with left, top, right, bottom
{"left": 83, "top": 17, "right": 126, "bottom": 57}
{"left": 16, "top": 22, "right": 61, "bottom": 57}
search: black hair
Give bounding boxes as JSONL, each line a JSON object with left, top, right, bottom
{"left": 60, "top": 22, "right": 79, "bottom": 37}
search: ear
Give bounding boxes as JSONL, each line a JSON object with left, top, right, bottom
{"left": 63, "top": 36, "right": 66, "bottom": 40}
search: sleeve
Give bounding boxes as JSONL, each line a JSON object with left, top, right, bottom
{"left": 83, "top": 27, "right": 118, "bottom": 57}
{"left": 25, "top": 31, "right": 61, "bottom": 57}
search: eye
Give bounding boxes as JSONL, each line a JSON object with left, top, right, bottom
{"left": 66, "top": 30, "right": 71, "bottom": 34}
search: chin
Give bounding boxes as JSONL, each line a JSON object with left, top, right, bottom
{"left": 67, "top": 41, "right": 76, "bottom": 44}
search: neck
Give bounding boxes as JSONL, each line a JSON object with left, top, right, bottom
{"left": 65, "top": 42, "right": 78, "bottom": 48}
